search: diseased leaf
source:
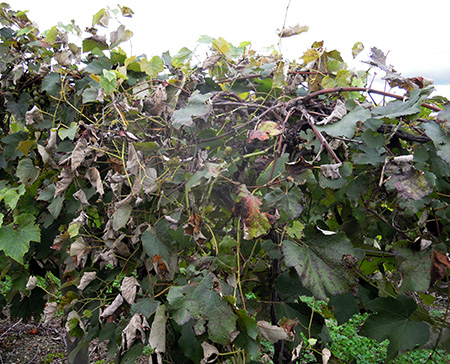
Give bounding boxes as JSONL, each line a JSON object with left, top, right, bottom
{"left": 201, "top": 342, "right": 219, "bottom": 364}
{"left": 100, "top": 294, "right": 124, "bottom": 320}
{"left": 121, "top": 313, "right": 150, "bottom": 352}
{"left": 282, "top": 230, "right": 358, "bottom": 300}
{"left": 110, "top": 25, "right": 133, "bottom": 49}
{"left": 430, "top": 250, "right": 450, "bottom": 288}
{"left": 77, "top": 271, "right": 97, "bottom": 290}
{"left": 232, "top": 185, "right": 273, "bottom": 239}
{"left": 384, "top": 159, "right": 432, "bottom": 200}
{"left": 352, "top": 42, "right": 364, "bottom": 59}
{"left": 71, "top": 138, "right": 91, "bottom": 171}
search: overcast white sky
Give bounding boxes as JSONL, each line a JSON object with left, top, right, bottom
{"left": 12, "top": 0, "right": 450, "bottom": 97}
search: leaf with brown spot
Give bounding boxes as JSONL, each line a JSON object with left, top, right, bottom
{"left": 430, "top": 250, "right": 450, "bottom": 288}
{"left": 232, "top": 185, "right": 273, "bottom": 239}
{"left": 183, "top": 212, "right": 206, "bottom": 245}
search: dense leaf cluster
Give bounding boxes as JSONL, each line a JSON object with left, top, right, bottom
{"left": 0, "top": 3, "right": 450, "bottom": 363}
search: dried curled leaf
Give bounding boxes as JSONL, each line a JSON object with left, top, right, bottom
{"left": 85, "top": 167, "right": 104, "bottom": 195}
{"left": 100, "top": 294, "right": 124, "bottom": 320}
{"left": 183, "top": 212, "right": 206, "bottom": 245}
{"left": 77, "top": 271, "right": 97, "bottom": 290}
{"left": 200, "top": 342, "right": 219, "bottom": 364}
{"left": 54, "top": 168, "right": 74, "bottom": 197}
{"left": 43, "top": 302, "right": 58, "bottom": 324}
{"left": 316, "top": 99, "right": 347, "bottom": 126}
{"left": 278, "top": 24, "right": 309, "bottom": 38}
{"left": 257, "top": 320, "right": 295, "bottom": 343}
{"left": 121, "top": 313, "right": 150, "bottom": 352}
{"left": 320, "top": 163, "right": 342, "bottom": 179}
{"left": 121, "top": 276, "right": 140, "bottom": 305}
{"left": 26, "top": 276, "right": 37, "bottom": 290}
{"left": 25, "top": 106, "right": 44, "bottom": 126}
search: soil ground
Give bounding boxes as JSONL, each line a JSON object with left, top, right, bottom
{"left": 0, "top": 312, "right": 148, "bottom": 364}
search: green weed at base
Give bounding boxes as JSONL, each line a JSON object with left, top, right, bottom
{"left": 328, "top": 313, "right": 388, "bottom": 364}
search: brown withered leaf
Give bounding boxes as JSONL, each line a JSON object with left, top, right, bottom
{"left": 430, "top": 250, "right": 450, "bottom": 288}
{"left": 71, "top": 138, "right": 91, "bottom": 171}
{"left": 278, "top": 317, "right": 299, "bottom": 335}
{"left": 54, "top": 167, "right": 74, "bottom": 197}
{"left": 183, "top": 212, "right": 207, "bottom": 245}
{"left": 108, "top": 157, "right": 125, "bottom": 174}
{"left": 257, "top": 320, "right": 295, "bottom": 343}
{"left": 278, "top": 24, "right": 309, "bottom": 38}
{"left": 121, "top": 313, "right": 150, "bottom": 352}
{"left": 121, "top": 276, "right": 140, "bottom": 305}
{"left": 100, "top": 294, "right": 124, "bottom": 321}
{"left": 85, "top": 167, "right": 104, "bottom": 195}
{"left": 77, "top": 271, "right": 97, "bottom": 290}
{"left": 286, "top": 157, "right": 313, "bottom": 176}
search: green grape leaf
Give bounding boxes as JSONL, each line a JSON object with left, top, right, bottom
{"left": 171, "top": 91, "right": 212, "bottom": 129}
{"left": 394, "top": 248, "right": 431, "bottom": 293}
{"left": 0, "top": 184, "right": 26, "bottom": 210}
{"left": 112, "top": 202, "right": 132, "bottom": 231}
{"left": 329, "top": 293, "right": 359, "bottom": 324}
{"left": 422, "top": 121, "right": 450, "bottom": 165}
{"left": 372, "top": 89, "right": 426, "bottom": 118}
{"left": 316, "top": 106, "right": 371, "bottom": 138}
{"left": 282, "top": 230, "right": 358, "bottom": 300}
{"left": 0, "top": 214, "right": 40, "bottom": 263}
{"left": 167, "top": 274, "right": 236, "bottom": 345}
{"left": 16, "top": 158, "right": 40, "bottom": 186}
{"left": 360, "top": 295, "right": 430, "bottom": 361}
{"left": 141, "top": 228, "right": 170, "bottom": 261}
{"left": 100, "top": 69, "right": 117, "bottom": 94}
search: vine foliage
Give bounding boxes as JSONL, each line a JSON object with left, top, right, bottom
{"left": 1, "top": 3, "right": 450, "bottom": 363}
